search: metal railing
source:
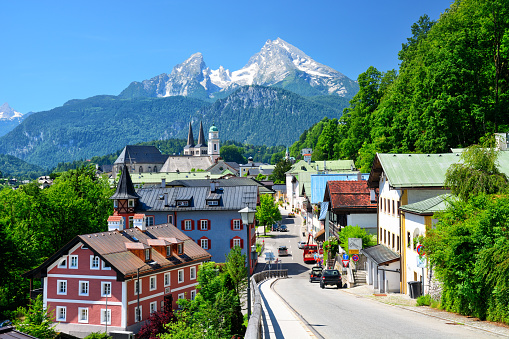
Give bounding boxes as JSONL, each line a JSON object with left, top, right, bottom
{"left": 245, "top": 269, "right": 288, "bottom": 339}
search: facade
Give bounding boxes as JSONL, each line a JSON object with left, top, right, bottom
{"left": 23, "top": 220, "right": 210, "bottom": 337}
{"left": 111, "top": 166, "right": 259, "bottom": 268}
{"left": 113, "top": 145, "right": 168, "bottom": 177}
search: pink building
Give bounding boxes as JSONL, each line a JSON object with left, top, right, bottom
{"left": 23, "top": 220, "right": 211, "bottom": 337}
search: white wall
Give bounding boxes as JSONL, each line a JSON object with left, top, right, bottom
{"left": 378, "top": 173, "right": 402, "bottom": 252}
{"left": 347, "top": 213, "right": 377, "bottom": 233}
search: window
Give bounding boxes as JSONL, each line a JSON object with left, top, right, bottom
{"left": 56, "top": 306, "right": 66, "bottom": 321}
{"left": 384, "top": 229, "right": 387, "bottom": 243}
{"left": 184, "top": 220, "right": 192, "bottom": 231}
{"left": 177, "top": 243, "right": 183, "bottom": 255}
{"left": 78, "top": 307, "right": 88, "bottom": 323}
{"left": 147, "top": 216, "right": 154, "bottom": 227}
{"left": 81, "top": 244, "right": 88, "bottom": 249}
{"left": 139, "top": 166, "right": 143, "bottom": 173}
{"left": 178, "top": 293, "right": 185, "bottom": 300}
{"left": 70, "top": 255, "right": 78, "bottom": 269}
{"left": 135, "top": 280, "right": 142, "bottom": 295}
{"left": 150, "top": 276, "right": 156, "bottom": 291}
{"left": 79, "top": 281, "right": 89, "bottom": 296}
{"left": 233, "top": 238, "right": 241, "bottom": 248}
{"left": 154, "top": 166, "right": 157, "bottom": 172}
{"left": 178, "top": 269, "right": 184, "bottom": 283}
{"left": 145, "top": 249, "right": 151, "bottom": 261}
{"left": 102, "top": 260, "right": 111, "bottom": 270}
{"left": 392, "top": 200, "right": 396, "bottom": 216}
{"left": 164, "top": 273, "right": 170, "bottom": 287}
{"left": 407, "top": 232, "right": 411, "bottom": 248}
{"left": 129, "top": 216, "right": 134, "bottom": 228}
{"left": 167, "top": 214, "right": 174, "bottom": 224}
{"left": 166, "top": 245, "right": 172, "bottom": 257}
{"left": 388, "top": 231, "right": 391, "bottom": 246}
{"left": 135, "top": 306, "right": 142, "bottom": 322}
{"left": 91, "top": 256, "right": 100, "bottom": 270}
{"left": 101, "top": 282, "right": 112, "bottom": 297}
{"left": 397, "top": 236, "right": 400, "bottom": 252}
{"left": 233, "top": 219, "right": 241, "bottom": 230}
{"left": 177, "top": 200, "right": 189, "bottom": 207}
{"left": 128, "top": 199, "right": 135, "bottom": 207}
{"left": 57, "top": 280, "right": 67, "bottom": 295}
{"left": 114, "top": 200, "right": 118, "bottom": 208}
{"left": 101, "top": 309, "right": 111, "bottom": 325}
{"left": 207, "top": 200, "right": 219, "bottom": 206}
{"left": 392, "top": 234, "right": 395, "bottom": 249}
{"left": 191, "top": 290, "right": 196, "bottom": 300}
{"left": 150, "top": 301, "right": 157, "bottom": 314}
{"left": 200, "top": 238, "right": 209, "bottom": 250}
{"left": 58, "top": 257, "right": 67, "bottom": 268}
{"left": 200, "top": 220, "right": 208, "bottom": 231}
{"left": 190, "top": 267, "right": 196, "bottom": 280}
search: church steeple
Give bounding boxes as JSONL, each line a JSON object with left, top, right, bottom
{"left": 183, "top": 122, "right": 195, "bottom": 155}
{"left": 196, "top": 121, "right": 206, "bottom": 146}
{"left": 110, "top": 164, "right": 139, "bottom": 221}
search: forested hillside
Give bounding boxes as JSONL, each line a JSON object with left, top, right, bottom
{"left": 291, "top": 0, "right": 509, "bottom": 171}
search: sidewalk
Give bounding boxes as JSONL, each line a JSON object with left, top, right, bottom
{"left": 258, "top": 278, "right": 316, "bottom": 339}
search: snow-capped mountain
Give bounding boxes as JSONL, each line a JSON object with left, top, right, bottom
{"left": 120, "top": 38, "right": 358, "bottom": 99}
{"left": 0, "top": 102, "right": 23, "bottom": 121}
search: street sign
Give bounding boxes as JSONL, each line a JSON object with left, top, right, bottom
{"left": 352, "top": 254, "right": 359, "bottom": 262}
{"left": 349, "top": 249, "right": 359, "bottom": 254}
{"left": 416, "top": 255, "right": 426, "bottom": 268}
{"left": 342, "top": 253, "right": 349, "bottom": 260}
{"left": 349, "top": 238, "right": 362, "bottom": 250}
{"left": 319, "top": 248, "right": 324, "bottom": 255}
{"left": 342, "top": 259, "right": 349, "bottom": 267}
{"left": 416, "top": 244, "right": 424, "bottom": 255}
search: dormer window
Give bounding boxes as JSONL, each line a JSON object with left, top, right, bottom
{"left": 128, "top": 200, "right": 135, "bottom": 207}
{"left": 177, "top": 243, "right": 183, "bottom": 255}
{"left": 166, "top": 245, "right": 172, "bottom": 257}
{"left": 114, "top": 200, "right": 118, "bottom": 208}
{"left": 145, "top": 249, "right": 151, "bottom": 262}
{"left": 176, "top": 200, "right": 189, "bottom": 207}
{"left": 207, "top": 200, "right": 219, "bottom": 206}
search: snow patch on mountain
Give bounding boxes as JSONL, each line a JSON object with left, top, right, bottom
{"left": 0, "top": 103, "right": 23, "bottom": 120}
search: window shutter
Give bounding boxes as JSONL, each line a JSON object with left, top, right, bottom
{"left": 230, "top": 219, "right": 234, "bottom": 230}
{"left": 208, "top": 238, "right": 211, "bottom": 249}
{"left": 230, "top": 239, "right": 233, "bottom": 249}
{"left": 241, "top": 239, "right": 244, "bottom": 249}
{"left": 207, "top": 219, "right": 211, "bottom": 230}
{"left": 240, "top": 220, "right": 243, "bottom": 230}
{"left": 191, "top": 220, "right": 195, "bottom": 231}
{"left": 181, "top": 220, "right": 185, "bottom": 230}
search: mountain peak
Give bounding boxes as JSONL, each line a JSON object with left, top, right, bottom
{"left": 0, "top": 102, "right": 23, "bottom": 121}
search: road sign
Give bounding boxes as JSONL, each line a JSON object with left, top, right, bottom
{"left": 342, "top": 253, "right": 349, "bottom": 260}
{"left": 349, "top": 238, "right": 362, "bottom": 250}
{"left": 416, "top": 244, "right": 424, "bottom": 255}
{"left": 352, "top": 254, "right": 359, "bottom": 262}
{"left": 349, "top": 249, "right": 359, "bottom": 254}
{"left": 342, "top": 259, "right": 349, "bottom": 267}
{"left": 319, "top": 248, "right": 324, "bottom": 255}
{"left": 416, "top": 255, "right": 426, "bottom": 268}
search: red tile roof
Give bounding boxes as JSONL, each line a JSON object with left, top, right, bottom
{"left": 108, "top": 216, "right": 123, "bottom": 221}
{"left": 326, "top": 180, "right": 378, "bottom": 212}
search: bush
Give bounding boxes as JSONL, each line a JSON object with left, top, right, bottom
{"left": 84, "top": 333, "right": 111, "bottom": 339}
{"left": 416, "top": 294, "right": 440, "bottom": 308}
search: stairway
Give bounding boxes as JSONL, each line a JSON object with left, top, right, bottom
{"left": 353, "top": 270, "right": 367, "bottom": 287}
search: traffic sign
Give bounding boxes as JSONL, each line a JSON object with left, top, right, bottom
{"left": 319, "top": 248, "right": 324, "bottom": 255}
{"left": 349, "top": 238, "right": 362, "bottom": 250}
{"left": 349, "top": 249, "right": 359, "bottom": 254}
{"left": 416, "top": 244, "right": 424, "bottom": 255}
{"left": 352, "top": 254, "right": 359, "bottom": 262}
{"left": 342, "top": 253, "right": 349, "bottom": 260}
{"left": 342, "top": 259, "right": 349, "bottom": 267}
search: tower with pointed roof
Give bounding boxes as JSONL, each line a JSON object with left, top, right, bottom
{"left": 194, "top": 121, "right": 208, "bottom": 156}
{"left": 208, "top": 123, "right": 220, "bottom": 162}
{"left": 183, "top": 122, "right": 195, "bottom": 155}
{"left": 110, "top": 164, "right": 139, "bottom": 228}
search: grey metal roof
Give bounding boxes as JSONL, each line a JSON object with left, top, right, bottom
{"left": 400, "top": 194, "right": 454, "bottom": 215}
{"left": 136, "top": 185, "right": 258, "bottom": 211}
{"left": 361, "top": 244, "right": 400, "bottom": 265}
{"left": 114, "top": 145, "right": 168, "bottom": 165}
{"left": 110, "top": 164, "right": 140, "bottom": 200}
{"left": 167, "top": 177, "right": 274, "bottom": 195}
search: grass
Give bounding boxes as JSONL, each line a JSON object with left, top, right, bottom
{"left": 416, "top": 294, "right": 440, "bottom": 308}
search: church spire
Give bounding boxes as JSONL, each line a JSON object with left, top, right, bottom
{"left": 196, "top": 121, "right": 206, "bottom": 147}
{"left": 186, "top": 122, "right": 195, "bottom": 147}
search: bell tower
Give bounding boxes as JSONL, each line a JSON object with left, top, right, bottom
{"left": 208, "top": 124, "right": 220, "bottom": 162}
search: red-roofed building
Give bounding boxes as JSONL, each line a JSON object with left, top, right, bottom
{"left": 323, "top": 180, "right": 378, "bottom": 237}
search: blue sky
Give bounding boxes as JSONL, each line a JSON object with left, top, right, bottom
{"left": 1, "top": 0, "right": 453, "bottom": 113}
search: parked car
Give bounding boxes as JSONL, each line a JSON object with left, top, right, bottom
{"left": 278, "top": 246, "right": 288, "bottom": 256}
{"left": 320, "top": 269, "right": 342, "bottom": 289}
{"left": 279, "top": 225, "right": 288, "bottom": 232}
{"left": 298, "top": 241, "right": 307, "bottom": 249}
{"left": 309, "top": 266, "right": 323, "bottom": 282}
{"left": 272, "top": 224, "right": 280, "bottom": 231}
{"left": 288, "top": 212, "right": 295, "bottom": 217}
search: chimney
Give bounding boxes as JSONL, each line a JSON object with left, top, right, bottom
{"left": 108, "top": 216, "right": 125, "bottom": 231}
{"left": 164, "top": 193, "right": 169, "bottom": 207}
{"left": 357, "top": 172, "right": 362, "bottom": 181}
{"left": 370, "top": 189, "right": 376, "bottom": 203}
{"left": 133, "top": 214, "right": 146, "bottom": 231}
{"left": 161, "top": 178, "right": 166, "bottom": 188}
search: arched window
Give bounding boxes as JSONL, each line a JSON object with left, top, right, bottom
{"left": 139, "top": 166, "right": 143, "bottom": 173}
{"left": 153, "top": 166, "right": 157, "bottom": 172}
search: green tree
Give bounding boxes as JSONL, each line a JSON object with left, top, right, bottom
{"left": 220, "top": 145, "right": 247, "bottom": 163}
{"left": 269, "top": 159, "right": 292, "bottom": 184}
{"left": 256, "top": 194, "right": 282, "bottom": 235}
{"left": 13, "top": 295, "right": 57, "bottom": 339}
{"left": 445, "top": 144, "right": 508, "bottom": 201}
{"left": 337, "top": 225, "right": 376, "bottom": 253}
{"left": 225, "top": 245, "right": 247, "bottom": 296}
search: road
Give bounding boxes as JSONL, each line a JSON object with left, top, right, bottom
{"left": 255, "top": 207, "right": 508, "bottom": 339}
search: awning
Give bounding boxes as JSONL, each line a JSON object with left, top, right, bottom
{"left": 314, "top": 229, "right": 325, "bottom": 241}
{"left": 318, "top": 201, "right": 329, "bottom": 221}
{"left": 361, "top": 244, "right": 400, "bottom": 265}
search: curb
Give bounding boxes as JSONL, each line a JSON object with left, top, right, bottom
{"left": 270, "top": 278, "right": 323, "bottom": 339}
{"left": 340, "top": 288, "right": 509, "bottom": 338}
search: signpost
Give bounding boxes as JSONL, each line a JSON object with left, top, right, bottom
{"left": 352, "top": 254, "right": 359, "bottom": 262}
{"left": 416, "top": 244, "right": 424, "bottom": 256}
{"left": 342, "top": 253, "right": 349, "bottom": 260}
{"left": 349, "top": 238, "right": 362, "bottom": 250}
{"left": 342, "top": 259, "right": 349, "bottom": 267}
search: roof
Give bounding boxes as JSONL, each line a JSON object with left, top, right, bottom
{"left": 160, "top": 156, "right": 213, "bottom": 172}
{"left": 400, "top": 194, "right": 454, "bottom": 215}
{"left": 23, "top": 224, "right": 211, "bottom": 280}
{"left": 0, "top": 326, "right": 38, "bottom": 339}
{"left": 195, "top": 121, "right": 207, "bottom": 148}
{"left": 114, "top": 145, "right": 168, "bottom": 165}
{"left": 120, "top": 171, "right": 225, "bottom": 187}
{"left": 110, "top": 164, "right": 140, "bottom": 200}
{"left": 136, "top": 185, "right": 258, "bottom": 212}
{"left": 108, "top": 216, "right": 123, "bottom": 221}
{"left": 318, "top": 202, "right": 329, "bottom": 221}
{"left": 286, "top": 160, "right": 315, "bottom": 174}
{"left": 206, "top": 160, "right": 239, "bottom": 175}
{"left": 310, "top": 173, "right": 368, "bottom": 204}
{"left": 311, "top": 160, "right": 355, "bottom": 172}
{"left": 209, "top": 124, "right": 218, "bottom": 132}
{"left": 324, "top": 181, "right": 377, "bottom": 212}
{"left": 185, "top": 122, "right": 195, "bottom": 148}
{"left": 314, "top": 229, "right": 325, "bottom": 241}
{"left": 361, "top": 244, "right": 400, "bottom": 265}
{"left": 167, "top": 177, "right": 274, "bottom": 195}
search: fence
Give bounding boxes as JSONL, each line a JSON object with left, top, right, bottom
{"left": 244, "top": 269, "right": 288, "bottom": 339}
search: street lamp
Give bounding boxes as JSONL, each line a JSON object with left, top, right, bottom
{"left": 239, "top": 206, "right": 256, "bottom": 319}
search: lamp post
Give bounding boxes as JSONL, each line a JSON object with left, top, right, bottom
{"left": 239, "top": 206, "right": 256, "bottom": 319}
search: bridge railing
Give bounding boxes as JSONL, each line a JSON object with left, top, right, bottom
{"left": 244, "top": 269, "right": 288, "bottom": 339}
